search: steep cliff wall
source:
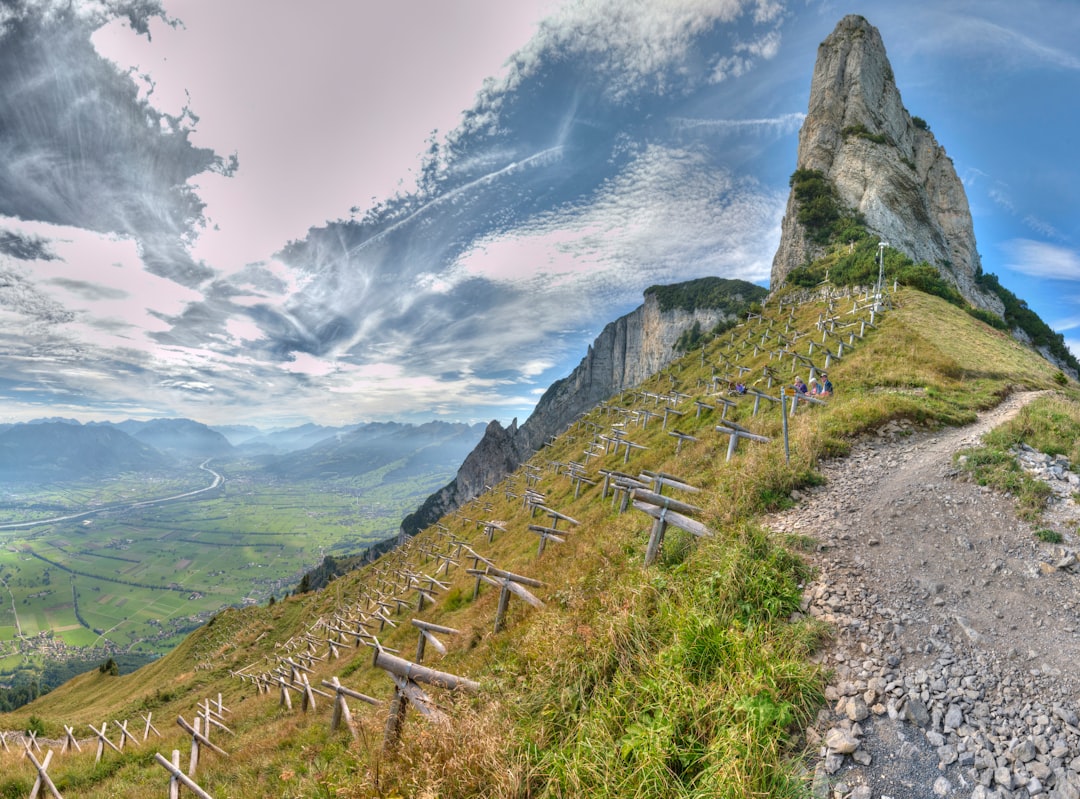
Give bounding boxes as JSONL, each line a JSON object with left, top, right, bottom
{"left": 400, "top": 280, "right": 765, "bottom": 538}
{"left": 771, "top": 15, "right": 1003, "bottom": 315}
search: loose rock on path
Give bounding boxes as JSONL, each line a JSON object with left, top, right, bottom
{"left": 766, "top": 391, "right": 1080, "bottom": 799}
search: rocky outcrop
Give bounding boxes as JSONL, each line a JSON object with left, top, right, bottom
{"left": 771, "top": 15, "right": 1003, "bottom": 315}
{"left": 399, "top": 280, "right": 765, "bottom": 538}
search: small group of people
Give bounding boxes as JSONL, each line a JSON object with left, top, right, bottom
{"left": 793, "top": 373, "right": 833, "bottom": 398}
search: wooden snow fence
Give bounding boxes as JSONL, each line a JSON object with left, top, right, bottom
{"left": 463, "top": 547, "right": 496, "bottom": 601}
{"left": 320, "top": 677, "right": 380, "bottom": 739}
{"left": 715, "top": 420, "right": 771, "bottom": 461}
{"left": 407, "top": 571, "right": 449, "bottom": 612}
{"left": 411, "top": 618, "right": 460, "bottom": 663}
{"left": 661, "top": 405, "right": 685, "bottom": 431}
{"left": 788, "top": 391, "right": 827, "bottom": 416}
{"left": 373, "top": 646, "right": 480, "bottom": 753}
{"left": 23, "top": 729, "right": 42, "bottom": 754}
{"left": 602, "top": 471, "right": 651, "bottom": 513}
{"left": 60, "top": 726, "right": 80, "bottom": 754}
{"left": 566, "top": 461, "right": 596, "bottom": 499}
{"left": 113, "top": 718, "right": 137, "bottom": 750}
{"left": 617, "top": 437, "right": 648, "bottom": 464}
{"left": 143, "top": 711, "right": 163, "bottom": 741}
{"left": 636, "top": 407, "right": 663, "bottom": 430}
{"left": 177, "top": 714, "right": 228, "bottom": 776}
{"left": 155, "top": 750, "right": 214, "bottom": 799}
{"left": 632, "top": 483, "right": 713, "bottom": 566}
{"left": 88, "top": 721, "right": 121, "bottom": 764}
{"left": 25, "top": 747, "right": 62, "bottom": 799}
{"left": 467, "top": 564, "right": 545, "bottom": 633}
{"left": 667, "top": 429, "right": 698, "bottom": 455}
{"left": 744, "top": 387, "right": 782, "bottom": 417}
{"left": 527, "top": 505, "right": 580, "bottom": 557}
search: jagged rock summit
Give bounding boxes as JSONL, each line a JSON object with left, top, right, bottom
{"left": 771, "top": 15, "right": 1003, "bottom": 314}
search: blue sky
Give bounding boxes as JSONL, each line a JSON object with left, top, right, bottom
{"left": 0, "top": 0, "right": 1077, "bottom": 428}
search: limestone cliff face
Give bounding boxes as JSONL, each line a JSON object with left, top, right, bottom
{"left": 771, "top": 15, "right": 1003, "bottom": 315}
{"left": 400, "top": 283, "right": 762, "bottom": 538}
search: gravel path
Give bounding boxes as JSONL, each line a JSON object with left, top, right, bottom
{"left": 766, "top": 391, "right": 1080, "bottom": 799}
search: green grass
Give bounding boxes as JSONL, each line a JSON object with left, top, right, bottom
{"left": 956, "top": 393, "right": 1080, "bottom": 521}
{"left": 0, "top": 286, "right": 1072, "bottom": 798}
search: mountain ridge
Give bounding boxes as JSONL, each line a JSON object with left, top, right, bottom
{"left": 399, "top": 277, "right": 767, "bottom": 538}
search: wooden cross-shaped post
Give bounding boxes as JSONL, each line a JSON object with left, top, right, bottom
{"left": 178, "top": 714, "right": 228, "bottom": 776}
{"left": 321, "top": 677, "right": 380, "bottom": 740}
{"left": 61, "top": 725, "right": 81, "bottom": 754}
{"left": 25, "top": 747, "right": 62, "bottom": 799}
{"left": 154, "top": 750, "right": 214, "bottom": 799}
{"left": 412, "top": 618, "right": 460, "bottom": 663}
{"left": 483, "top": 566, "right": 545, "bottom": 634}
{"left": 618, "top": 438, "right": 648, "bottom": 464}
{"left": 667, "top": 429, "right": 698, "bottom": 455}
{"left": 631, "top": 485, "right": 713, "bottom": 567}
{"left": 527, "top": 506, "right": 580, "bottom": 557}
{"left": 113, "top": 719, "right": 137, "bottom": 750}
{"left": 373, "top": 647, "right": 480, "bottom": 753}
{"left": 88, "top": 722, "right": 122, "bottom": 763}
{"left": 715, "top": 421, "right": 772, "bottom": 461}
{"left": 142, "top": 712, "right": 163, "bottom": 741}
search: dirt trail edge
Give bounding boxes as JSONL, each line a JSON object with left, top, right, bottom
{"left": 767, "top": 391, "right": 1080, "bottom": 799}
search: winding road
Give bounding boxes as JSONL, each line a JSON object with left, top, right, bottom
{"left": 0, "top": 460, "right": 224, "bottom": 531}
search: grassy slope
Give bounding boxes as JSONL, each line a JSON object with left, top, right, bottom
{"left": 0, "top": 287, "right": 1073, "bottom": 799}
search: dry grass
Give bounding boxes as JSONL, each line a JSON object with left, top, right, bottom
{"left": 0, "top": 286, "right": 1071, "bottom": 798}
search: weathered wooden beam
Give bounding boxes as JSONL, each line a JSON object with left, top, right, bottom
{"left": 631, "top": 488, "right": 702, "bottom": 516}
{"left": 26, "top": 748, "right": 62, "bottom": 799}
{"left": 155, "top": 751, "right": 214, "bottom": 799}
{"left": 633, "top": 501, "right": 713, "bottom": 539}
{"left": 373, "top": 648, "right": 480, "bottom": 693}
{"left": 668, "top": 430, "right": 698, "bottom": 455}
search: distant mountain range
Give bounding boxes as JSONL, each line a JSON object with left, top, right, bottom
{"left": 0, "top": 422, "right": 170, "bottom": 482}
{"left": 0, "top": 417, "right": 484, "bottom": 485}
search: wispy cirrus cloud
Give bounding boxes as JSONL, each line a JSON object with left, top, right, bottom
{"left": 1001, "top": 239, "right": 1080, "bottom": 281}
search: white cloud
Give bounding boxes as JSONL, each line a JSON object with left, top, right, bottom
{"left": 1001, "top": 239, "right": 1080, "bottom": 281}
{"left": 670, "top": 112, "right": 804, "bottom": 136}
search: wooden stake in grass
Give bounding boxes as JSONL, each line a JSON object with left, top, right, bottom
{"left": 373, "top": 646, "right": 480, "bottom": 753}
{"left": 26, "top": 747, "right": 62, "bottom": 799}
{"left": 142, "top": 712, "right": 162, "bottom": 741}
{"left": 61, "top": 726, "right": 81, "bottom": 754}
{"left": 321, "top": 676, "right": 380, "bottom": 740}
{"left": 633, "top": 487, "right": 713, "bottom": 567}
{"left": 88, "top": 722, "right": 121, "bottom": 764}
{"left": 155, "top": 751, "right": 215, "bottom": 799}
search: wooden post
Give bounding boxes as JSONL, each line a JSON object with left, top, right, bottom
{"left": 781, "top": 387, "right": 790, "bottom": 464}
{"left": 26, "top": 748, "right": 62, "bottom": 799}
{"left": 188, "top": 716, "right": 201, "bottom": 775}
{"left": 374, "top": 647, "right": 479, "bottom": 754}
{"left": 154, "top": 752, "right": 215, "bottom": 799}
{"left": 89, "top": 722, "right": 121, "bottom": 764}
{"left": 142, "top": 712, "right": 163, "bottom": 740}
{"left": 61, "top": 726, "right": 81, "bottom": 754}
{"left": 178, "top": 714, "right": 228, "bottom": 776}
{"left": 412, "top": 619, "right": 459, "bottom": 662}
{"left": 322, "top": 677, "right": 380, "bottom": 739}
{"left": 168, "top": 749, "right": 182, "bottom": 799}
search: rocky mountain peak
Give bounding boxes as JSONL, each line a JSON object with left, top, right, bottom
{"left": 771, "top": 15, "right": 1003, "bottom": 314}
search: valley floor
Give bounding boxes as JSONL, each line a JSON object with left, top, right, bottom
{"left": 768, "top": 391, "right": 1080, "bottom": 799}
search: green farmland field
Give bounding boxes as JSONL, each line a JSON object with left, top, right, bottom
{"left": 0, "top": 460, "right": 449, "bottom": 689}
